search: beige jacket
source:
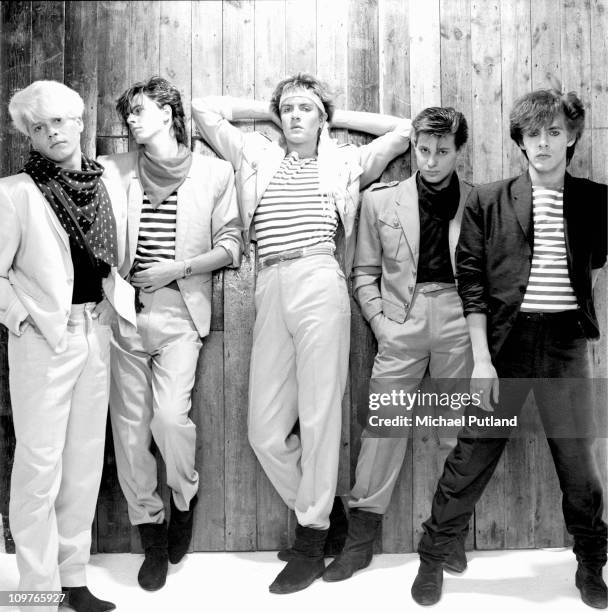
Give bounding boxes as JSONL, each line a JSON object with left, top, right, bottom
{"left": 353, "top": 173, "right": 473, "bottom": 323}
{"left": 0, "top": 172, "right": 130, "bottom": 351}
{"left": 192, "top": 97, "right": 410, "bottom": 276}
{"left": 98, "top": 151, "right": 242, "bottom": 338}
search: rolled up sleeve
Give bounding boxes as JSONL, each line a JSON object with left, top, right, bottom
{"left": 456, "top": 187, "right": 489, "bottom": 316}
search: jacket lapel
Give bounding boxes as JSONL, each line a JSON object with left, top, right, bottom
{"left": 510, "top": 172, "right": 533, "bottom": 249}
{"left": 175, "top": 172, "right": 194, "bottom": 261}
{"left": 448, "top": 178, "right": 473, "bottom": 273}
{"left": 126, "top": 170, "right": 144, "bottom": 272}
{"left": 256, "top": 145, "right": 285, "bottom": 204}
{"left": 41, "top": 198, "right": 70, "bottom": 250}
{"left": 394, "top": 175, "right": 420, "bottom": 265}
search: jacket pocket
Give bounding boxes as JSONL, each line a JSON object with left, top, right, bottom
{"left": 382, "top": 297, "right": 407, "bottom": 323}
{"left": 377, "top": 213, "right": 404, "bottom": 260}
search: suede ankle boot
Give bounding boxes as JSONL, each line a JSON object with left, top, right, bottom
{"left": 411, "top": 558, "right": 443, "bottom": 606}
{"left": 576, "top": 564, "right": 608, "bottom": 609}
{"left": 168, "top": 493, "right": 198, "bottom": 564}
{"left": 322, "top": 508, "right": 382, "bottom": 582}
{"left": 137, "top": 521, "right": 169, "bottom": 591}
{"left": 60, "top": 586, "right": 115, "bottom": 612}
{"left": 444, "top": 538, "right": 467, "bottom": 573}
{"left": 269, "top": 524, "right": 327, "bottom": 594}
{"left": 277, "top": 496, "right": 347, "bottom": 561}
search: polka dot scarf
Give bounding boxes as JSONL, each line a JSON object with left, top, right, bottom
{"left": 23, "top": 150, "right": 118, "bottom": 268}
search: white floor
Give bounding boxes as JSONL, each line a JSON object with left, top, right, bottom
{"left": 0, "top": 548, "right": 604, "bottom": 612}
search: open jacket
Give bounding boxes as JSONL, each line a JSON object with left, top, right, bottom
{"left": 98, "top": 150, "right": 242, "bottom": 338}
{"left": 0, "top": 172, "right": 130, "bottom": 351}
{"left": 353, "top": 172, "right": 472, "bottom": 323}
{"left": 192, "top": 97, "right": 410, "bottom": 276}
{"left": 456, "top": 171, "right": 607, "bottom": 358}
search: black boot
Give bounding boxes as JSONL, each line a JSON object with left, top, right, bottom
{"left": 60, "top": 587, "right": 115, "bottom": 612}
{"left": 269, "top": 524, "right": 327, "bottom": 594}
{"left": 137, "top": 522, "right": 169, "bottom": 591}
{"left": 168, "top": 493, "right": 198, "bottom": 564}
{"left": 576, "top": 564, "right": 608, "bottom": 609}
{"left": 322, "top": 509, "right": 382, "bottom": 582}
{"left": 411, "top": 558, "right": 443, "bottom": 606}
{"left": 443, "top": 537, "right": 467, "bottom": 573}
{"left": 277, "top": 496, "right": 348, "bottom": 561}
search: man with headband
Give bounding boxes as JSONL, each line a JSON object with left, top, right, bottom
{"left": 1, "top": 80, "right": 133, "bottom": 612}
{"left": 193, "top": 73, "right": 411, "bottom": 594}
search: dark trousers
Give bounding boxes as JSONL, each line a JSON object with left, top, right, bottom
{"left": 419, "top": 311, "right": 607, "bottom": 568}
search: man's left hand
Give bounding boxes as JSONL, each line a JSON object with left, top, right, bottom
{"left": 131, "top": 261, "right": 182, "bottom": 292}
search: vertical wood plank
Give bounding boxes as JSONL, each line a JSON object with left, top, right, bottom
{"left": 253, "top": 0, "right": 288, "bottom": 551}
{"left": 408, "top": 0, "right": 443, "bottom": 554}
{"left": 31, "top": 1, "right": 64, "bottom": 81}
{"left": 191, "top": 1, "right": 224, "bottom": 331}
{"left": 286, "top": 0, "right": 316, "bottom": 74}
{"left": 378, "top": 0, "right": 413, "bottom": 553}
{"left": 499, "top": 0, "right": 537, "bottom": 551}
{"left": 561, "top": 0, "right": 592, "bottom": 178}
{"left": 191, "top": 331, "right": 225, "bottom": 551}
{"left": 95, "top": 12, "right": 132, "bottom": 546}
{"left": 409, "top": 0, "right": 441, "bottom": 116}
{"left": 96, "top": 1, "right": 129, "bottom": 138}
{"left": 129, "top": 1, "right": 160, "bottom": 84}
{"left": 222, "top": 0, "right": 258, "bottom": 551}
{"left": 189, "top": 0, "right": 226, "bottom": 552}
{"left": 317, "top": 0, "right": 350, "bottom": 495}
{"left": 0, "top": 0, "right": 31, "bottom": 554}
{"left": 160, "top": 1, "right": 191, "bottom": 137}
{"left": 531, "top": 0, "right": 562, "bottom": 88}
{"left": 440, "top": 0, "right": 473, "bottom": 181}
{"left": 65, "top": 1, "right": 98, "bottom": 159}
{"left": 470, "top": 0, "right": 504, "bottom": 549}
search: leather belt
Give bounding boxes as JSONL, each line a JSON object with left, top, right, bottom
{"left": 257, "top": 244, "right": 335, "bottom": 271}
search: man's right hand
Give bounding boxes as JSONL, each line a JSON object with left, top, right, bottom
{"left": 470, "top": 359, "right": 499, "bottom": 412}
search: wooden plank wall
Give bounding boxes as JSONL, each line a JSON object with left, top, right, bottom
{"left": 0, "top": 0, "right": 606, "bottom": 554}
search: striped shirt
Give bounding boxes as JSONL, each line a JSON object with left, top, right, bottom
{"left": 520, "top": 186, "right": 577, "bottom": 312}
{"left": 134, "top": 192, "right": 177, "bottom": 266}
{"left": 253, "top": 153, "right": 339, "bottom": 259}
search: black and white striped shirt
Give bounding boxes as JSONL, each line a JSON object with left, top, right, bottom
{"left": 253, "top": 153, "right": 339, "bottom": 259}
{"left": 134, "top": 192, "right": 177, "bottom": 266}
{"left": 520, "top": 186, "right": 577, "bottom": 312}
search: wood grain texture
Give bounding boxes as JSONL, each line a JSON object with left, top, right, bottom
{"left": 222, "top": 0, "right": 258, "bottom": 551}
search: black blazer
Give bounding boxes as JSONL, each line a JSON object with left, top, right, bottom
{"left": 456, "top": 171, "right": 607, "bottom": 359}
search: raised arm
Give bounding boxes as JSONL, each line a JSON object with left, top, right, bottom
{"left": 192, "top": 96, "right": 277, "bottom": 169}
{"left": 334, "top": 110, "right": 410, "bottom": 188}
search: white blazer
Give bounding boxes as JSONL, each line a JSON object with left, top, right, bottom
{"left": 0, "top": 172, "right": 130, "bottom": 351}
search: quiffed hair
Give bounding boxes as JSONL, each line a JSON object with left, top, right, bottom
{"left": 411, "top": 107, "right": 468, "bottom": 149}
{"left": 509, "top": 86, "right": 585, "bottom": 164}
{"left": 9, "top": 80, "right": 84, "bottom": 136}
{"left": 116, "top": 76, "right": 188, "bottom": 146}
{"left": 270, "top": 73, "right": 335, "bottom": 122}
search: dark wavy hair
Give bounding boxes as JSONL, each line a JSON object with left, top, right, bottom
{"left": 411, "top": 107, "right": 468, "bottom": 150}
{"left": 509, "top": 87, "right": 585, "bottom": 164}
{"left": 270, "top": 73, "right": 335, "bottom": 122}
{"left": 116, "top": 76, "right": 188, "bottom": 146}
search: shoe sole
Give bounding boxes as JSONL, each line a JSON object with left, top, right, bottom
{"left": 268, "top": 568, "right": 325, "bottom": 594}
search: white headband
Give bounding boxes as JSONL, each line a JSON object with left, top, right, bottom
{"left": 279, "top": 87, "right": 327, "bottom": 118}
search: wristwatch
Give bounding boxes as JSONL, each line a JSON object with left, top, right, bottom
{"left": 183, "top": 259, "right": 193, "bottom": 278}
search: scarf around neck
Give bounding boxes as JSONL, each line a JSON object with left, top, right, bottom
{"left": 23, "top": 150, "right": 117, "bottom": 268}
{"left": 137, "top": 144, "right": 193, "bottom": 207}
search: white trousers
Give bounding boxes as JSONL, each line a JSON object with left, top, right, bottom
{"left": 8, "top": 303, "right": 111, "bottom": 606}
{"left": 109, "top": 287, "right": 201, "bottom": 525}
{"left": 248, "top": 254, "right": 351, "bottom": 530}
{"left": 350, "top": 285, "right": 473, "bottom": 514}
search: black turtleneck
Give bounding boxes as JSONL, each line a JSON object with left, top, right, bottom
{"left": 416, "top": 172, "right": 460, "bottom": 283}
